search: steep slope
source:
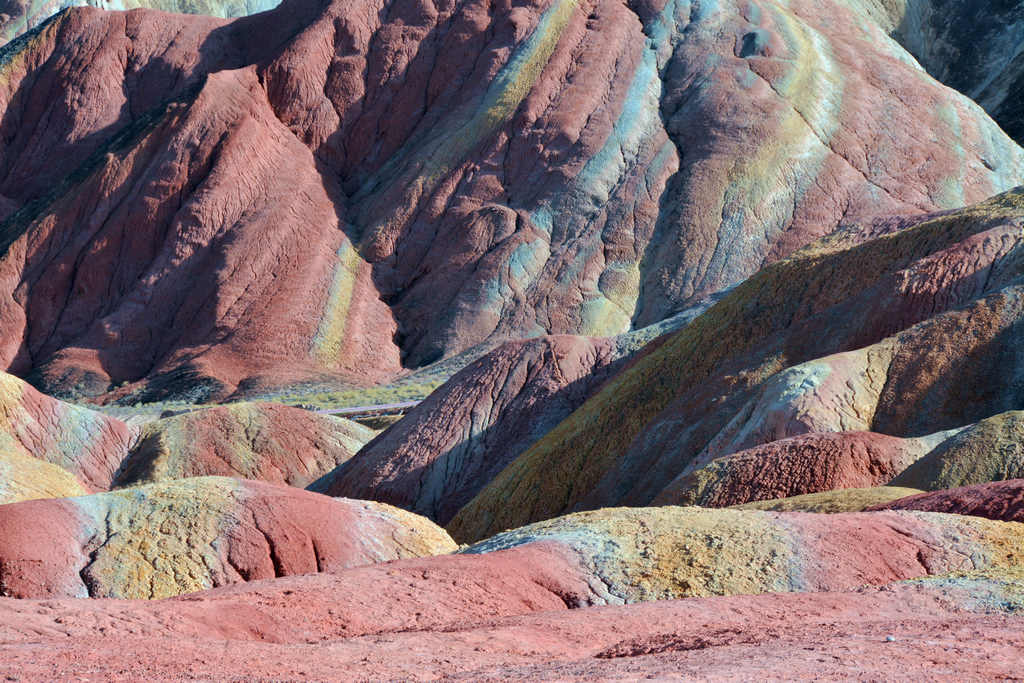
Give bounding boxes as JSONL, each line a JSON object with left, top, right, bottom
{"left": 847, "top": 0, "right": 1024, "bottom": 144}
{"left": 0, "top": 0, "right": 1021, "bottom": 400}
{"left": 449, "top": 187, "right": 1024, "bottom": 542}
{"left": 0, "top": 476, "right": 457, "bottom": 599}
{"left": 321, "top": 334, "right": 626, "bottom": 523}
{"left": 115, "top": 402, "right": 374, "bottom": 489}
{"left": 0, "top": 0, "right": 280, "bottom": 47}
{"left": 0, "top": 7, "right": 403, "bottom": 401}
{"left": 0, "top": 370, "right": 132, "bottom": 498}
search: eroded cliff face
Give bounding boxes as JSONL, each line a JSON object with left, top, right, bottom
{"left": 0, "top": 0, "right": 280, "bottom": 47}
{"left": 0, "top": 0, "right": 1020, "bottom": 400}
{"left": 448, "top": 188, "right": 1024, "bottom": 542}
{"left": 846, "top": 0, "right": 1024, "bottom": 144}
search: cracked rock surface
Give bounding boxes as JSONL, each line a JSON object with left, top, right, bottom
{"left": 462, "top": 506, "right": 1024, "bottom": 603}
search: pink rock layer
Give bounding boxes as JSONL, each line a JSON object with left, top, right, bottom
{"left": 448, "top": 188, "right": 1024, "bottom": 542}
{"left": 0, "top": 371, "right": 132, "bottom": 493}
{"left": 0, "top": 477, "right": 455, "bottom": 599}
{"left": 0, "top": 553, "right": 1021, "bottom": 680}
{"left": 0, "top": 0, "right": 1021, "bottom": 400}
{"left": 654, "top": 431, "right": 936, "bottom": 507}
{"left": 114, "top": 401, "right": 375, "bottom": 489}
{"left": 871, "top": 479, "right": 1024, "bottom": 523}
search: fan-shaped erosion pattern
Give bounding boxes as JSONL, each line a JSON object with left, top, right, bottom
{"left": 0, "top": 0, "right": 1021, "bottom": 401}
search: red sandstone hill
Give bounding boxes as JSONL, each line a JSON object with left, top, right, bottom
{"left": 2, "top": 1, "right": 1024, "bottom": 678}
{"left": 448, "top": 188, "right": 1024, "bottom": 541}
{"left": 0, "top": 0, "right": 1021, "bottom": 402}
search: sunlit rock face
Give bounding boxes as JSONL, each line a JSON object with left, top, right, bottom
{"left": 0, "top": 0, "right": 281, "bottom": 47}
{"left": 844, "top": 0, "right": 1024, "bottom": 144}
{"left": 0, "top": 477, "right": 457, "bottom": 599}
{"left": 0, "top": 0, "right": 1021, "bottom": 401}
{"left": 447, "top": 188, "right": 1024, "bottom": 543}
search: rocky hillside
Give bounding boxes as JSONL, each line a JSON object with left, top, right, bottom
{"left": 2, "top": 0, "right": 1024, "bottom": 679}
{"left": 849, "top": 0, "right": 1024, "bottom": 144}
{"left": 1, "top": 0, "right": 281, "bottom": 48}
{"left": 1, "top": 0, "right": 1021, "bottom": 402}
{"left": 448, "top": 187, "right": 1024, "bottom": 541}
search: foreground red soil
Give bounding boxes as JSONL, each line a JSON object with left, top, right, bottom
{"left": 0, "top": 560, "right": 1021, "bottom": 681}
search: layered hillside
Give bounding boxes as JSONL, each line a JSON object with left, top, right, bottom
{"left": 320, "top": 334, "right": 630, "bottom": 522}
{"left": 0, "top": 476, "right": 457, "bottom": 598}
{"left": 0, "top": 370, "right": 379, "bottom": 502}
{"left": 2, "top": 0, "right": 1024, "bottom": 678}
{"left": 115, "top": 401, "right": 374, "bottom": 488}
{"left": 0, "top": 370, "right": 132, "bottom": 500}
{"left": 0, "top": 0, "right": 279, "bottom": 47}
{"left": 449, "top": 187, "right": 1024, "bottom": 541}
{"left": 0, "top": 0, "right": 1021, "bottom": 401}
{"left": 850, "top": 0, "right": 1024, "bottom": 144}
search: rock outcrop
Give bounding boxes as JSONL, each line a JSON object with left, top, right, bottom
{"left": 463, "top": 507, "right": 1024, "bottom": 602}
{"left": 322, "top": 334, "right": 625, "bottom": 523}
{"left": 0, "top": 0, "right": 280, "bottom": 48}
{"left": 872, "top": 479, "right": 1024, "bottom": 523}
{"left": 448, "top": 188, "right": 1024, "bottom": 542}
{"left": 847, "top": 0, "right": 1024, "bottom": 144}
{"left": 890, "top": 411, "right": 1024, "bottom": 491}
{"left": 654, "top": 431, "right": 940, "bottom": 508}
{"left": 0, "top": 476, "right": 456, "bottom": 599}
{"left": 0, "top": 371, "right": 132, "bottom": 499}
{"left": 0, "top": 0, "right": 1021, "bottom": 400}
{"left": 115, "top": 402, "right": 374, "bottom": 489}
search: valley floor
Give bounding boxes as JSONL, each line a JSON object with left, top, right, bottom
{"left": 1, "top": 574, "right": 1022, "bottom": 681}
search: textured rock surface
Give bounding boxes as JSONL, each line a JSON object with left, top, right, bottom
{"left": 0, "top": 0, "right": 280, "bottom": 47}
{"left": 872, "top": 479, "right": 1024, "bottom": 523}
{"left": 891, "top": 411, "right": 1024, "bottom": 491}
{"left": 323, "top": 335, "right": 625, "bottom": 523}
{"left": 848, "top": 0, "right": 1024, "bottom": 144}
{"left": 0, "top": 570, "right": 1023, "bottom": 680}
{"left": 0, "top": 476, "right": 457, "bottom": 599}
{"left": 463, "top": 507, "right": 1024, "bottom": 602}
{"left": 0, "top": 371, "right": 132, "bottom": 496}
{"left": 0, "top": 0, "right": 1021, "bottom": 400}
{"left": 655, "top": 431, "right": 940, "bottom": 507}
{"left": 449, "top": 188, "right": 1024, "bottom": 542}
{"left": 0, "top": 449, "right": 88, "bottom": 502}
{"left": 115, "top": 402, "right": 374, "bottom": 489}
{"left": 731, "top": 486, "right": 925, "bottom": 513}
